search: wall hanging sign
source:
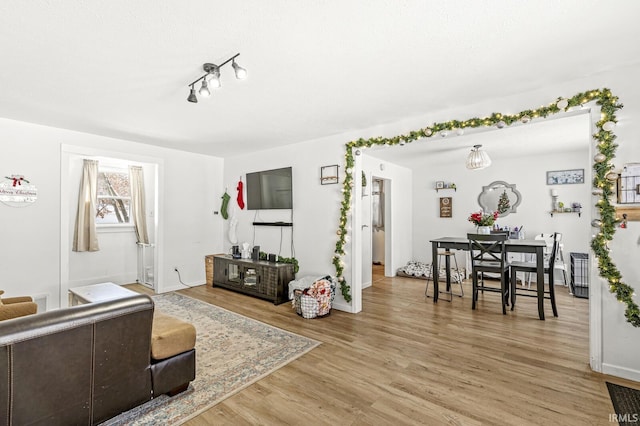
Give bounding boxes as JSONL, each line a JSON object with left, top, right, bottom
{"left": 0, "top": 175, "right": 38, "bottom": 207}
{"left": 439, "top": 197, "right": 452, "bottom": 218}
{"left": 320, "top": 165, "right": 339, "bottom": 185}
{"left": 546, "top": 169, "right": 584, "bottom": 185}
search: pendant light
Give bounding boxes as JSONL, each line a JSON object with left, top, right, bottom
{"left": 466, "top": 145, "right": 492, "bottom": 170}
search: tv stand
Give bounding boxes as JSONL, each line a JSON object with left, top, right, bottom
{"left": 211, "top": 255, "right": 294, "bottom": 304}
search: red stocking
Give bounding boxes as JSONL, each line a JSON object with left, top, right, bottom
{"left": 237, "top": 179, "right": 245, "bottom": 209}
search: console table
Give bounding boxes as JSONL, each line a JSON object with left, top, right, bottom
{"left": 211, "top": 255, "right": 294, "bottom": 305}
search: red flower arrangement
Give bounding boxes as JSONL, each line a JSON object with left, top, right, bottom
{"left": 468, "top": 210, "right": 499, "bottom": 227}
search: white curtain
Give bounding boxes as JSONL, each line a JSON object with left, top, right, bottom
{"left": 130, "top": 165, "right": 149, "bottom": 244}
{"left": 73, "top": 159, "right": 100, "bottom": 252}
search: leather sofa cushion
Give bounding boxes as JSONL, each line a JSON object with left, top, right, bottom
{"left": 151, "top": 312, "right": 196, "bottom": 360}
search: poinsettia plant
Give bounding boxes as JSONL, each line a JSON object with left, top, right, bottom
{"left": 468, "top": 210, "right": 499, "bottom": 227}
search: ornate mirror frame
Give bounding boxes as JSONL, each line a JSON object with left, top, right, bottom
{"left": 477, "top": 180, "right": 522, "bottom": 217}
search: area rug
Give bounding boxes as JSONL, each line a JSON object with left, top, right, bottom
{"left": 607, "top": 382, "right": 640, "bottom": 425}
{"left": 102, "top": 292, "right": 320, "bottom": 425}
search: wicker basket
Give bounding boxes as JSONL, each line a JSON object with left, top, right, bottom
{"left": 292, "top": 277, "right": 335, "bottom": 319}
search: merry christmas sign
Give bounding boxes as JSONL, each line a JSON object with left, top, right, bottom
{"left": 0, "top": 175, "right": 37, "bottom": 206}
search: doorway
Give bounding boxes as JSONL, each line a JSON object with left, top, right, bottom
{"left": 371, "top": 178, "right": 385, "bottom": 281}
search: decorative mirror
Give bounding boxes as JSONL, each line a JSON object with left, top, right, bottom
{"left": 477, "top": 180, "right": 522, "bottom": 217}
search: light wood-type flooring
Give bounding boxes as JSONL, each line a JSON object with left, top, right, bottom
{"left": 128, "top": 265, "right": 639, "bottom": 425}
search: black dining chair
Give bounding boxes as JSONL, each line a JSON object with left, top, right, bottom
{"left": 509, "top": 232, "right": 559, "bottom": 317}
{"left": 467, "top": 233, "right": 510, "bottom": 314}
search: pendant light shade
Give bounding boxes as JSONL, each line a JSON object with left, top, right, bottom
{"left": 466, "top": 144, "right": 492, "bottom": 170}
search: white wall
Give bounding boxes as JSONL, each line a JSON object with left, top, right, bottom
{"left": 0, "top": 117, "right": 224, "bottom": 309}
{"left": 410, "top": 149, "right": 591, "bottom": 273}
{"left": 223, "top": 137, "right": 351, "bottom": 309}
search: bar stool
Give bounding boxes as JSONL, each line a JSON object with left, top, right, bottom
{"left": 425, "top": 249, "right": 464, "bottom": 301}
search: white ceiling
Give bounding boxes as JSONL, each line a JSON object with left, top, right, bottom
{"left": 1, "top": 1, "right": 639, "bottom": 158}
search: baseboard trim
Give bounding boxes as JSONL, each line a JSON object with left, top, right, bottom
{"left": 602, "top": 362, "right": 640, "bottom": 382}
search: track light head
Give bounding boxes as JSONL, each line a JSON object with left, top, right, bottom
{"left": 187, "top": 85, "right": 198, "bottom": 103}
{"left": 199, "top": 79, "right": 210, "bottom": 97}
{"left": 232, "top": 59, "right": 247, "bottom": 80}
{"left": 206, "top": 67, "right": 221, "bottom": 89}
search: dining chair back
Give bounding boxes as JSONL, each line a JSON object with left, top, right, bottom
{"left": 509, "top": 232, "right": 559, "bottom": 318}
{"left": 467, "top": 233, "right": 510, "bottom": 314}
{"left": 523, "top": 233, "right": 568, "bottom": 288}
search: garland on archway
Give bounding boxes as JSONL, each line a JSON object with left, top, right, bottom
{"left": 333, "top": 88, "right": 640, "bottom": 327}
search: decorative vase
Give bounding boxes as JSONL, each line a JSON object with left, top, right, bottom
{"left": 477, "top": 226, "right": 491, "bottom": 235}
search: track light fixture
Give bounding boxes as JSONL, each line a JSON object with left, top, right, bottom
{"left": 187, "top": 53, "right": 246, "bottom": 103}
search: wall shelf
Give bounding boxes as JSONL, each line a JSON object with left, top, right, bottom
{"left": 252, "top": 221, "right": 293, "bottom": 227}
{"left": 435, "top": 181, "right": 456, "bottom": 192}
{"left": 549, "top": 210, "right": 581, "bottom": 217}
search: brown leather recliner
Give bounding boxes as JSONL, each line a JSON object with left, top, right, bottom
{"left": 0, "top": 290, "right": 37, "bottom": 321}
{"left": 0, "top": 294, "right": 195, "bottom": 425}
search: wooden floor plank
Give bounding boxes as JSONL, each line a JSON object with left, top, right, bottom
{"left": 125, "top": 265, "right": 638, "bottom": 425}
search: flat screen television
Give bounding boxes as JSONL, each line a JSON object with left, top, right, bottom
{"left": 246, "top": 167, "right": 293, "bottom": 210}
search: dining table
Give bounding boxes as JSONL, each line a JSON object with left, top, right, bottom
{"left": 429, "top": 236, "right": 549, "bottom": 320}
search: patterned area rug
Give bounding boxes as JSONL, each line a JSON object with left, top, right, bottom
{"left": 102, "top": 292, "right": 320, "bottom": 425}
{"left": 607, "top": 382, "right": 640, "bottom": 425}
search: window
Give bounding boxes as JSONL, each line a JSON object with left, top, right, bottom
{"left": 96, "top": 166, "right": 131, "bottom": 225}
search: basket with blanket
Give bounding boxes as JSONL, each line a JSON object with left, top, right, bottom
{"left": 288, "top": 275, "right": 336, "bottom": 319}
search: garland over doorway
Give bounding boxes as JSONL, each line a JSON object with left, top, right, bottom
{"left": 333, "top": 88, "right": 640, "bottom": 327}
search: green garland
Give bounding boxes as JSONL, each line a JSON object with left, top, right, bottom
{"left": 333, "top": 88, "right": 640, "bottom": 327}
{"left": 259, "top": 251, "right": 299, "bottom": 274}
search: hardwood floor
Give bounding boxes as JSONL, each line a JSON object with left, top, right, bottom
{"left": 129, "top": 266, "right": 639, "bottom": 425}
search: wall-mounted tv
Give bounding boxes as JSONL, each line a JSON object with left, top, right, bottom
{"left": 246, "top": 167, "right": 293, "bottom": 210}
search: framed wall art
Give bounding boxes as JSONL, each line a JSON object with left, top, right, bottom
{"left": 320, "top": 165, "right": 339, "bottom": 185}
{"left": 439, "top": 197, "right": 452, "bottom": 218}
{"left": 546, "top": 169, "right": 585, "bottom": 185}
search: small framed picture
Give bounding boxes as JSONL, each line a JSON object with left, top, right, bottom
{"left": 435, "top": 181, "right": 444, "bottom": 189}
{"left": 439, "top": 197, "right": 452, "bottom": 218}
{"left": 546, "top": 169, "right": 585, "bottom": 185}
{"left": 320, "top": 165, "right": 339, "bottom": 185}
